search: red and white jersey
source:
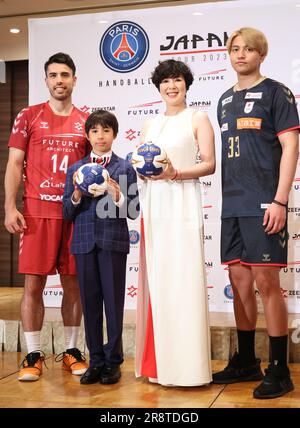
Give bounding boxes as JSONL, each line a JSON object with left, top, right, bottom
{"left": 8, "top": 102, "right": 89, "bottom": 219}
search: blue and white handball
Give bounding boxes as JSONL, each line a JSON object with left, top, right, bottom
{"left": 75, "top": 163, "right": 109, "bottom": 197}
{"left": 131, "top": 142, "right": 168, "bottom": 177}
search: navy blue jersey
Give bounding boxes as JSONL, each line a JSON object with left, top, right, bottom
{"left": 218, "top": 78, "right": 299, "bottom": 218}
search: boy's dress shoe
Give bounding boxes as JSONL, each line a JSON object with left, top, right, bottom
{"left": 100, "top": 365, "right": 121, "bottom": 384}
{"left": 80, "top": 366, "right": 103, "bottom": 384}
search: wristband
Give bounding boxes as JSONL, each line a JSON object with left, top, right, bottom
{"left": 272, "top": 199, "right": 287, "bottom": 207}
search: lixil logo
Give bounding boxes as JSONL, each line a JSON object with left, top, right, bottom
{"left": 100, "top": 21, "right": 149, "bottom": 73}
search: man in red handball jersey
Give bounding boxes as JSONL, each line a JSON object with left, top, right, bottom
{"left": 4, "top": 53, "right": 89, "bottom": 381}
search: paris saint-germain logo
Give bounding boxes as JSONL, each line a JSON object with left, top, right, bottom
{"left": 129, "top": 230, "right": 140, "bottom": 245}
{"left": 99, "top": 21, "right": 149, "bottom": 73}
{"left": 224, "top": 284, "right": 234, "bottom": 300}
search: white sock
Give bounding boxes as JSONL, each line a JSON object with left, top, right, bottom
{"left": 24, "top": 331, "right": 41, "bottom": 354}
{"left": 64, "top": 326, "right": 80, "bottom": 350}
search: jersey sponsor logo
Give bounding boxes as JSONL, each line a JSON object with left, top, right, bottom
{"left": 262, "top": 253, "right": 271, "bottom": 262}
{"left": 221, "top": 123, "right": 228, "bottom": 133}
{"left": 282, "top": 86, "right": 295, "bottom": 104}
{"left": 40, "top": 179, "right": 65, "bottom": 189}
{"left": 12, "top": 109, "right": 28, "bottom": 134}
{"left": 40, "top": 121, "right": 49, "bottom": 129}
{"left": 244, "top": 101, "right": 254, "bottom": 113}
{"left": 12, "top": 120, "right": 21, "bottom": 134}
{"left": 245, "top": 92, "right": 263, "bottom": 99}
{"left": 74, "top": 122, "right": 84, "bottom": 132}
{"left": 20, "top": 129, "right": 28, "bottom": 138}
{"left": 237, "top": 117, "right": 262, "bottom": 130}
{"left": 278, "top": 230, "right": 287, "bottom": 248}
{"left": 42, "top": 138, "right": 80, "bottom": 149}
{"left": 39, "top": 194, "right": 63, "bottom": 201}
{"left": 222, "top": 96, "right": 233, "bottom": 106}
{"left": 99, "top": 21, "right": 149, "bottom": 73}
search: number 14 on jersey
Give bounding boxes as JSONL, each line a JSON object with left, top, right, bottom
{"left": 51, "top": 154, "right": 69, "bottom": 174}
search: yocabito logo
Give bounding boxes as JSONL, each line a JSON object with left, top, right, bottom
{"left": 99, "top": 21, "right": 149, "bottom": 73}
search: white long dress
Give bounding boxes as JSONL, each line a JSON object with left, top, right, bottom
{"left": 135, "top": 108, "right": 212, "bottom": 386}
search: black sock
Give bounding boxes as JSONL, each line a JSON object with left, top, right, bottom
{"left": 269, "top": 335, "right": 288, "bottom": 367}
{"left": 237, "top": 329, "right": 256, "bottom": 366}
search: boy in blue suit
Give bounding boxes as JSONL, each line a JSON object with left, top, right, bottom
{"left": 63, "top": 110, "right": 139, "bottom": 384}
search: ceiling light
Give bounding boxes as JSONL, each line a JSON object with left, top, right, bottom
{"left": 10, "top": 28, "right": 20, "bottom": 34}
{"left": 193, "top": 12, "right": 204, "bottom": 16}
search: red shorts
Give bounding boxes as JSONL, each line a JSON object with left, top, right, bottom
{"left": 19, "top": 217, "right": 76, "bottom": 275}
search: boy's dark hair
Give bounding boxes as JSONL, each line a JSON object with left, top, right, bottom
{"left": 151, "top": 59, "right": 194, "bottom": 91}
{"left": 44, "top": 52, "right": 76, "bottom": 76}
{"left": 85, "top": 109, "right": 119, "bottom": 137}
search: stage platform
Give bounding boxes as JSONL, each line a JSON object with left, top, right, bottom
{"left": 1, "top": 287, "right": 300, "bottom": 362}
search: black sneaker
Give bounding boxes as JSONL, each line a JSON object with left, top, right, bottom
{"left": 212, "top": 352, "right": 263, "bottom": 384}
{"left": 253, "top": 363, "right": 294, "bottom": 399}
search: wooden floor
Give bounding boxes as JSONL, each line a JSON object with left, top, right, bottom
{"left": 1, "top": 287, "right": 300, "bottom": 408}
{"left": 0, "top": 353, "right": 299, "bottom": 408}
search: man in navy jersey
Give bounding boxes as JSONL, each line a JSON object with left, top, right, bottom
{"left": 213, "top": 28, "right": 299, "bottom": 399}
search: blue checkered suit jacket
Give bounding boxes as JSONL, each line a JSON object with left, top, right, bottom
{"left": 63, "top": 152, "right": 139, "bottom": 254}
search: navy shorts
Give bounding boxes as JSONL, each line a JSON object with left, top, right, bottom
{"left": 221, "top": 217, "right": 288, "bottom": 267}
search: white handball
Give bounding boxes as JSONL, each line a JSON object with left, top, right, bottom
{"left": 131, "top": 142, "right": 168, "bottom": 177}
{"left": 75, "top": 163, "right": 110, "bottom": 197}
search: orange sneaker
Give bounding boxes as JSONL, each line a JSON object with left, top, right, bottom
{"left": 18, "top": 351, "right": 45, "bottom": 381}
{"left": 56, "top": 348, "right": 88, "bottom": 375}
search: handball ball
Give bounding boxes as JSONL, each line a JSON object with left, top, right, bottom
{"left": 75, "top": 163, "right": 109, "bottom": 197}
{"left": 131, "top": 142, "right": 168, "bottom": 177}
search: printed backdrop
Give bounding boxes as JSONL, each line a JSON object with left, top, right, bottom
{"left": 28, "top": 0, "right": 300, "bottom": 312}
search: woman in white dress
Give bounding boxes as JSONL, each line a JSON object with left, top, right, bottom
{"left": 135, "top": 60, "right": 215, "bottom": 386}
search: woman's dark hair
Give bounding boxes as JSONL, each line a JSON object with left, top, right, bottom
{"left": 85, "top": 109, "right": 119, "bottom": 137}
{"left": 44, "top": 52, "right": 76, "bottom": 76}
{"left": 151, "top": 60, "right": 194, "bottom": 91}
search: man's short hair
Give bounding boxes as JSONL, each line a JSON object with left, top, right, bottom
{"left": 44, "top": 52, "right": 76, "bottom": 76}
